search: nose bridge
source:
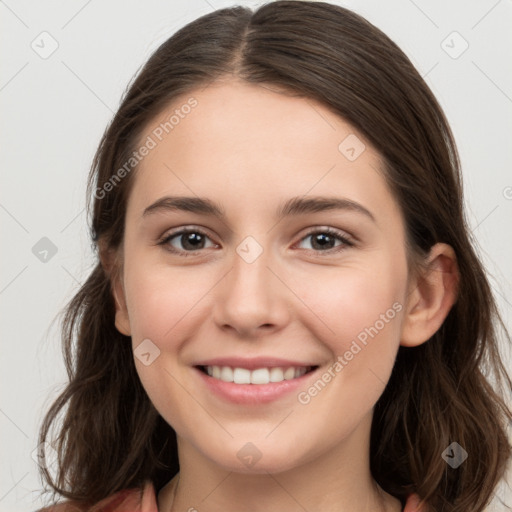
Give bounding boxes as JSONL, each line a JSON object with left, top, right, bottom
{"left": 213, "top": 237, "right": 289, "bottom": 335}
{"left": 232, "top": 246, "right": 271, "bottom": 297}
{"left": 228, "top": 243, "right": 274, "bottom": 310}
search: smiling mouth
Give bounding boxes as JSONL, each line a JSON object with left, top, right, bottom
{"left": 196, "top": 365, "right": 318, "bottom": 385}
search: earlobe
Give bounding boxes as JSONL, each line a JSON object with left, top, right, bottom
{"left": 113, "top": 282, "right": 131, "bottom": 336}
{"left": 98, "top": 240, "right": 132, "bottom": 337}
{"left": 400, "top": 243, "right": 459, "bottom": 347}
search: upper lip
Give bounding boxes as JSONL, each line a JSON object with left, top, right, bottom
{"left": 193, "top": 357, "right": 319, "bottom": 370}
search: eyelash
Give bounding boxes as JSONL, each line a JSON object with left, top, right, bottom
{"left": 157, "top": 226, "right": 354, "bottom": 257}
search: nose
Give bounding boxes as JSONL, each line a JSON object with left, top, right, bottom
{"left": 212, "top": 246, "right": 291, "bottom": 339}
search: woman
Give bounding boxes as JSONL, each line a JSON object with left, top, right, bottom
{"left": 37, "top": 2, "right": 512, "bottom": 511}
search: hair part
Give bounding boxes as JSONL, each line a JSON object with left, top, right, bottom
{"left": 38, "top": 2, "right": 512, "bottom": 511}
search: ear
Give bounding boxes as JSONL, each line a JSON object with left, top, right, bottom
{"left": 98, "top": 240, "right": 132, "bottom": 337}
{"left": 400, "top": 243, "right": 459, "bottom": 347}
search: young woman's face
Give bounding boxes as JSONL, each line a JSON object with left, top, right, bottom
{"left": 115, "top": 79, "right": 412, "bottom": 474}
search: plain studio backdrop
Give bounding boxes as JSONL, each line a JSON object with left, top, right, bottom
{"left": 1, "top": 1, "right": 511, "bottom": 511}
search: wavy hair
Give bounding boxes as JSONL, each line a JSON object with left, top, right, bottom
{"left": 38, "top": 2, "right": 512, "bottom": 510}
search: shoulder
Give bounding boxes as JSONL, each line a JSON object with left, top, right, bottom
{"left": 404, "top": 493, "right": 428, "bottom": 512}
{"left": 35, "top": 481, "right": 157, "bottom": 512}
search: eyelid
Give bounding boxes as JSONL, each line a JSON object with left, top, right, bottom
{"left": 293, "top": 226, "right": 355, "bottom": 253}
{"left": 157, "top": 225, "right": 355, "bottom": 256}
{"left": 157, "top": 226, "right": 217, "bottom": 255}
{"left": 298, "top": 226, "right": 355, "bottom": 244}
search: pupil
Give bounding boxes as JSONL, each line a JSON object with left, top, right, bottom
{"left": 313, "top": 233, "right": 334, "bottom": 250}
{"left": 183, "top": 232, "right": 204, "bottom": 250}
{"left": 180, "top": 233, "right": 335, "bottom": 251}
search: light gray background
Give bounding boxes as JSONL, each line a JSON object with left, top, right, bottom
{"left": 1, "top": 1, "right": 511, "bottom": 510}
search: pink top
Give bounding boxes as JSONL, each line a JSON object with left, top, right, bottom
{"left": 38, "top": 480, "right": 427, "bottom": 511}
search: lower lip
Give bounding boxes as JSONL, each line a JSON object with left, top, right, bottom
{"left": 194, "top": 367, "right": 317, "bottom": 405}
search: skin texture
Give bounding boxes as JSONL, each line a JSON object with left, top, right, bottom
{"left": 107, "top": 79, "right": 458, "bottom": 512}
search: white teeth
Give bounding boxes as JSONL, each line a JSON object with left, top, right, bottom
{"left": 233, "top": 368, "right": 251, "bottom": 384}
{"left": 220, "top": 366, "right": 233, "bottom": 382}
{"left": 295, "top": 367, "right": 307, "bottom": 378}
{"left": 204, "top": 365, "right": 311, "bottom": 384}
{"left": 284, "top": 367, "right": 295, "bottom": 380}
{"left": 269, "top": 367, "right": 284, "bottom": 382}
{"left": 251, "top": 368, "right": 270, "bottom": 385}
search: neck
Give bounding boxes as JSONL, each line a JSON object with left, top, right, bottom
{"left": 158, "top": 413, "right": 401, "bottom": 512}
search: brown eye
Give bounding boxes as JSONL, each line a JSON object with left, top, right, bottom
{"left": 297, "top": 228, "right": 353, "bottom": 253}
{"left": 159, "top": 229, "right": 217, "bottom": 254}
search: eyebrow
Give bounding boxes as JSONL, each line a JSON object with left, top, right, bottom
{"left": 142, "top": 195, "right": 375, "bottom": 222}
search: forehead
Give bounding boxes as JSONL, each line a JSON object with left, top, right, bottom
{"left": 128, "top": 79, "right": 401, "bottom": 227}
{"left": 145, "top": 79, "right": 365, "bottom": 165}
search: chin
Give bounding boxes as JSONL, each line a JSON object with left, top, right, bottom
{"left": 202, "top": 440, "right": 309, "bottom": 475}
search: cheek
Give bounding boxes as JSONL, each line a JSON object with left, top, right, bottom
{"left": 336, "top": 275, "right": 403, "bottom": 352}
{"left": 291, "top": 269, "right": 404, "bottom": 433}
{"left": 122, "top": 262, "right": 208, "bottom": 432}
{"left": 123, "top": 259, "right": 210, "bottom": 344}
{"left": 290, "top": 260, "right": 405, "bottom": 353}
{"left": 288, "top": 258, "right": 406, "bottom": 419}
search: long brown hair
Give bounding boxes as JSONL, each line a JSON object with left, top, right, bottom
{"left": 38, "top": 2, "right": 512, "bottom": 510}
